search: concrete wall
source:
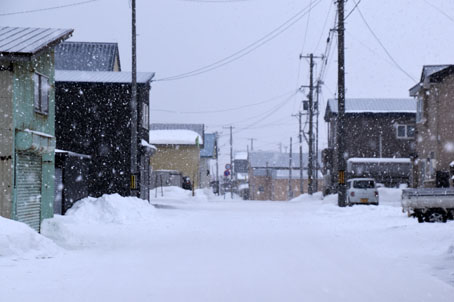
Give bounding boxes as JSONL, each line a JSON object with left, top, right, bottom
{"left": 150, "top": 144, "right": 201, "bottom": 188}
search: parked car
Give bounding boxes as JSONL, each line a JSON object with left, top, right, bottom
{"left": 182, "top": 176, "right": 192, "bottom": 190}
{"left": 346, "top": 178, "right": 379, "bottom": 206}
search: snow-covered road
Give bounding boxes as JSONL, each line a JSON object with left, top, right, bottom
{"left": 1, "top": 188, "right": 454, "bottom": 301}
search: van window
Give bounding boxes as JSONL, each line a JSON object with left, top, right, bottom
{"left": 353, "top": 180, "right": 375, "bottom": 189}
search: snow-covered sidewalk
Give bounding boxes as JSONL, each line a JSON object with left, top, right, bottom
{"left": 1, "top": 187, "right": 453, "bottom": 301}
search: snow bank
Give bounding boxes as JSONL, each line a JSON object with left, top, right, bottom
{"left": 0, "top": 216, "right": 60, "bottom": 259}
{"left": 63, "top": 193, "right": 156, "bottom": 224}
{"left": 41, "top": 194, "right": 156, "bottom": 249}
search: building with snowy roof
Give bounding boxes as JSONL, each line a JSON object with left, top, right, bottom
{"left": 410, "top": 65, "right": 454, "bottom": 188}
{"left": 149, "top": 124, "right": 205, "bottom": 189}
{"left": 323, "top": 98, "right": 416, "bottom": 194}
{"left": 248, "top": 151, "right": 322, "bottom": 201}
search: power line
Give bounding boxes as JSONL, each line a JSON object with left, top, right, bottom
{"left": 314, "top": 1, "right": 333, "bottom": 52}
{"left": 0, "top": 0, "right": 98, "bottom": 16}
{"left": 353, "top": 0, "right": 416, "bottom": 82}
{"left": 153, "top": 0, "right": 322, "bottom": 82}
{"left": 344, "top": 0, "right": 361, "bottom": 20}
{"left": 423, "top": 0, "right": 454, "bottom": 23}
{"left": 151, "top": 89, "right": 296, "bottom": 114}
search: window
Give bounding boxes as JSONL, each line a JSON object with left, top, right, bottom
{"left": 141, "top": 102, "right": 149, "bottom": 129}
{"left": 416, "top": 97, "right": 424, "bottom": 122}
{"left": 34, "top": 73, "right": 49, "bottom": 115}
{"left": 396, "top": 124, "right": 415, "bottom": 139}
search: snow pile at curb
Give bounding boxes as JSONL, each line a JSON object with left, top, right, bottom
{"left": 0, "top": 216, "right": 60, "bottom": 259}
{"left": 64, "top": 193, "right": 156, "bottom": 224}
{"left": 41, "top": 194, "right": 156, "bottom": 249}
{"left": 150, "top": 186, "right": 229, "bottom": 203}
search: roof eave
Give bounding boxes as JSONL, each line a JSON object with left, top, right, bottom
{"left": 0, "top": 29, "right": 73, "bottom": 62}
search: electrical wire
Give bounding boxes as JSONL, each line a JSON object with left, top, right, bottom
{"left": 0, "top": 0, "right": 98, "bottom": 16}
{"left": 153, "top": 0, "right": 322, "bottom": 82}
{"left": 423, "top": 0, "right": 454, "bottom": 23}
{"left": 313, "top": 1, "right": 333, "bottom": 52}
{"left": 344, "top": 0, "right": 361, "bottom": 20}
{"left": 151, "top": 89, "right": 296, "bottom": 114}
{"left": 353, "top": 0, "right": 416, "bottom": 82}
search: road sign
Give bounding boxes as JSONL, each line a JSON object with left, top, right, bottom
{"left": 225, "top": 164, "right": 231, "bottom": 170}
{"left": 224, "top": 169, "right": 230, "bottom": 177}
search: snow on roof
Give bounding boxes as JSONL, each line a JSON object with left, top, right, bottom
{"left": 234, "top": 152, "right": 248, "bottom": 160}
{"left": 55, "top": 149, "right": 91, "bottom": 159}
{"left": 327, "top": 98, "right": 416, "bottom": 114}
{"left": 141, "top": 139, "right": 157, "bottom": 150}
{"left": 421, "top": 65, "right": 451, "bottom": 81}
{"left": 274, "top": 169, "right": 323, "bottom": 179}
{"left": 55, "top": 70, "right": 155, "bottom": 83}
{"left": 0, "top": 26, "right": 73, "bottom": 57}
{"left": 149, "top": 130, "right": 203, "bottom": 145}
{"left": 55, "top": 41, "right": 121, "bottom": 72}
{"left": 347, "top": 157, "right": 411, "bottom": 163}
{"left": 249, "top": 151, "right": 322, "bottom": 168}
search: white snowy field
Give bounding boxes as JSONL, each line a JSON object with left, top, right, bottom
{"left": 1, "top": 187, "right": 454, "bottom": 302}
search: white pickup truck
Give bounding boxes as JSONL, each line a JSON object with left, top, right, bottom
{"left": 401, "top": 188, "right": 454, "bottom": 223}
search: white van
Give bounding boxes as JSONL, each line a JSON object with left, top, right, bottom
{"left": 346, "top": 178, "right": 379, "bottom": 206}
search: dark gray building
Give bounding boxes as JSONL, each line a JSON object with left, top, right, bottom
{"left": 323, "top": 98, "right": 416, "bottom": 193}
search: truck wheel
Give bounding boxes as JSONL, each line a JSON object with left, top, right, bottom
{"left": 417, "top": 214, "right": 424, "bottom": 223}
{"left": 425, "top": 210, "right": 447, "bottom": 223}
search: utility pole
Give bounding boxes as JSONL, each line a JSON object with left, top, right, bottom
{"left": 337, "top": 0, "right": 347, "bottom": 207}
{"left": 130, "top": 0, "right": 138, "bottom": 196}
{"left": 223, "top": 126, "right": 234, "bottom": 199}
{"left": 292, "top": 111, "right": 304, "bottom": 195}
{"left": 315, "top": 80, "right": 322, "bottom": 192}
{"left": 288, "top": 137, "right": 293, "bottom": 200}
{"left": 308, "top": 53, "right": 314, "bottom": 195}
{"left": 249, "top": 138, "right": 256, "bottom": 151}
{"left": 230, "top": 126, "right": 233, "bottom": 199}
{"left": 300, "top": 54, "right": 323, "bottom": 195}
{"left": 215, "top": 132, "right": 220, "bottom": 195}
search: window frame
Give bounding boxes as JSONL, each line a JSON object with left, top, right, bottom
{"left": 33, "top": 72, "right": 50, "bottom": 115}
{"left": 396, "top": 124, "right": 415, "bottom": 139}
{"left": 141, "top": 101, "right": 149, "bottom": 129}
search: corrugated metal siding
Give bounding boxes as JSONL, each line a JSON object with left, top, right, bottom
{"left": 16, "top": 153, "right": 42, "bottom": 232}
{"left": 0, "top": 26, "right": 73, "bottom": 55}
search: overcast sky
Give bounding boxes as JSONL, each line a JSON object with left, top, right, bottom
{"left": 2, "top": 0, "right": 454, "bottom": 167}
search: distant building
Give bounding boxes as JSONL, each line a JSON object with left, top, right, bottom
{"left": 410, "top": 65, "right": 454, "bottom": 188}
{"left": 323, "top": 98, "right": 416, "bottom": 194}
{"left": 199, "top": 133, "right": 217, "bottom": 188}
{"left": 149, "top": 124, "right": 204, "bottom": 189}
{"left": 0, "top": 26, "right": 73, "bottom": 231}
{"left": 234, "top": 151, "right": 249, "bottom": 199}
{"left": 248, "top": 151, "right": 322, "bottom": 201}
